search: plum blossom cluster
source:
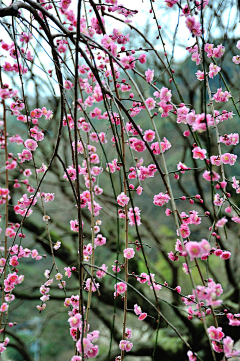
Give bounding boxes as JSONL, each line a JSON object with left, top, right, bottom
{"left": 66, "top": 296, "right": 100, "bottom": 358}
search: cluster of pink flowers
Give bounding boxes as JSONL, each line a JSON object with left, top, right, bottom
{"left": 185, "top": 16, "right": 202, "bottom": 37}
{"left": 67, "top": 301, "right": 100, "bottom": 358}
{"left": 213, "top": 88, "right": 232, "bottom": 103}
{"left": 204, "top": 43, "right": 225, "bottom": 58}
{"left": 195, "top": 279, "right": 223, "bottom": 306}
{"left": 127, "top": 207, "right": 141, "bottom": 226}
{"left": 150, "top": 137, "right": 171, "bottom": 154}
{"left": 153, "top": 192, "right": 171, "bottom": 206}
{"left": 134, "top": 304, "right": 147, "bottom": 321}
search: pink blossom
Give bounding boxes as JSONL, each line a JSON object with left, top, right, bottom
{"left": 87, "top": 345, "right": 99, "bottom": 358}
{"left": 125, "top": 328, "right": 132, "bottom": 340}
{"left": 178, "top": 224, "right": 190, "bottom": 238}
{"left": 5, "top": 228, "right": 16, "bottom": 238}
{"left": 44, "top": 193, "right": 55, "bottom": 202}
{"left": 128, "top": 207, "right": 141, "bottom": 226}
{"left": 137, "top": 272, "right": 148, "bottom": 284}
{"left": 125, "top": 341, "right": 133, "bottom": 352}
{"left": 196, "top": 0, "right": 209, "bottom": 10}
{"left": 55, "top": 273, "right": 62, "bottom": 281}
{"left": 64, "top": 80, "right": 73, "bottom": 90}
{"left": 159, "top": 86, "right": 172, "bottom": 102}
{"left": 165, "top": 209, "right": 172, "bottom": 216}
{"left": 207, "top": 326, "right": 224, "bottom": 341}
{"left": 76, "top": 337, "right": 93, "bottom": 354}
{"left": 223, "top": 336, "right": 240, "bottom": 358}
{"left": 30, "top": 108, "right": 43, "bottom": 118}
{"left": 57, "top": 43, "right": 67, "bottom": 53}
{"left": 192, "top": 146, "right": 207, "bottom": 160}
{"left": 216, "top": 217, "right": 228, "bottom": 228}
{"left": 88, "top": 201, "right": 102, "bottom": 216}
{"left": 213, "top": 88, "right": 231, "bottom": 103}
{"left": 210, "top": 155, "right": 222, "bottom": 166}
{"left": 70, "top": 220, "right": 79, "bottom": 232}
{"left": 151, "top": 138, "right": 171, "bottom": 154}
{"left": 145, "top": 97, "right": 156, "bottom": 110}
{"left": 64, "top": 267, "right": 72, "bottom": 278}
{"left": 185, "top": 241, "right": 201, "bottom": 260}
{"left": 123, "top": 248, "right": 135, "bottom": 259}
{"left": 221, "top": 153, "right": 237, "bottom": 165}
{"left": 85, "top": 278, "right": 99, "bottom": 292}
{"left": 71, "top": 357, "right": 82, "bottom": 361}
{"left": 164, "top": 0, "right": 179, "bottom": 7}
{"left": 195, "top": 70, "right": 204, "bottom": 81}
{"left": 138, "top": 313, "right": 147, "bottom": 321}
{"left": 121, "top": 55, "right": 136, "bottom": 69}
{"left": 112, "top": 265, "right": 121, "bottom": 273}
{"left": 177, "top": 106, "right": 190, "bottom": 124}
{"left": 23, "top": 169, "right": 32, "bottom": 177}
{"left": 203, "top": 170, "right": 220, "bottom": 182}
{"left": 220, "top": 251, "right": 231, "bottom": 260}
{"left": 185, "top": 16, "right": 195, "bottom": 30}
{"left": 209, "top": 63, "right": 221, "bottom": 78}
{"left": 225, "top": 206, "right": 232, "bottom": 213}
{"left": 204, "top": 43, "right": 214, "bottom": 58}
{"left": 199, "top": 239, "right": 211, "bottom": 254}
{"left": 187, "top": 351, "right": 197, "bottom": 361}
{"left": 117, "top": 192, "right": 129, "bottom": 207}
{"left": 139, "top": 54, "right": 147, "bottom": 63}
{"left": 227, "top": 312, "right": 240, "bottom": 326}
{"left": 6, "top": 160, "right": 17, "bottom": 170}
{"left": 95, "top": 234, "right": 106, "bottom": 246}
{"left": 119, "top": 340, "right": 127, "bottom": 351}
{"left": 185, "top": 16, "right": 202, "bottom": 36}
{"left": 145, "top": 68, "right": 154, "bottom": 83}
{"left": 177, "top": 162, "right": 189, "bottom": 174}
{"left": 96, "top": 264, "right": 108, "bottom": 279}
{"left": 232, "top": 176, "right": 239, "bottom": 189}
{"left": 220, "top": 133, "right": 239, "bottom": 146}
{"left": 191, "top": 52, "right": 201, "bottom": 65}
{"left": 233, "top": 55, "right": 240, "bottom": 64}
{"left": 0, "top": 344, "right": 6, "bottom": 354}
{"left": 68, "top": 313, "right": 81, "bottom": 328}
{"left": 232, "top": 214, "right": 240, "bottom": 223}
{"left": 0, "top": 303, "right": 9, "bottom": 312}
{"left": 213, "top": 44, "right": 225, "bottom": 58}
{"left": 214, "top": 194, "right": 223, "bottom": 206}
{"left": 25, "top": 139, "right": 37, "bottom": 152}
{"left": 143, "top": 129, "right": 155, "bottom": 142}
{"left": 9, "top": 256, "right": 19, "bottom": 267}
{"left": 182, "top": 263, "right": 190, "bottom": 274}
{"left": 19, "top": 149, "right": 33, "bottom": 162}
{"left": 153, "top": 192, "right": 170, "bottom": 206}
{"left": 168, "top": 251, "right": 179, "bottom": 261}
{"left": 132, "top": 139, "right": 146, "bottom": 152}
{"left": 81, "top": 122, "right": 91, "bottom": 132}
{"left": 158, "top": 100, "right": 173, "bottom": 117}
{"left": 114, "top": 282, "right": 127, "bottom": 294}
{"left": 0, "top": 258, "right": 6, "bottom": 267}
{"left": 134, "top": 304, "right": 142, "bottom": 315}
